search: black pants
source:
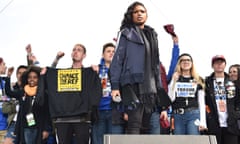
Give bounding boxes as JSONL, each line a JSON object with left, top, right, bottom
{"left": 125, "top": 104, "right": 151, "bottom": 134}
{"left": 55, "top": 122, "right": 90, "bottom": 144}
{"left": 216, "top": 127, "right": 238, "bottom": 144}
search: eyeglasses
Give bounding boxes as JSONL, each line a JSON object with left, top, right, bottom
{"left": 180, "top": 59, "right": 192, "bottom": 63}
{"left": 229, "top": 70, "right": 237, "bottom": 74}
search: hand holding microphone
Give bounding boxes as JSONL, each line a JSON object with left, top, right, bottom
{"left": 111, "top": 90, "right": 122, "bottom": 103}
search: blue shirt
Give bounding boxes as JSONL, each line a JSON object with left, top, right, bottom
{"left": 0, "top": 77, "right": 8, "bottom": 130}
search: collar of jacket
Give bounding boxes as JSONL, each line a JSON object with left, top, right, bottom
{"left": 121, "top": 27, "right": 144, "bottom": 44}
{"left": 206, "top": 72, "right": 231, "bottom": 88}
{"left": 207, "top": 72, "right": 229, "bottom": 80}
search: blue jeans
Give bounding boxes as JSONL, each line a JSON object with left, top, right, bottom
{"left": 91, "top": 110, "right": 112, "bottom": 144}
{"left": 111, "top": 107, "right": 125, "bottom": 134}
{"left": 173, "top": 109, "right": 200, "bottom": 135}
{"left": 24, "top": 128, "right": 38, "bottom": 144}
{"left": 47, "top": 131, "right": 57, "bottom": 144}
{"left": 149, "top": 111, "right": 160, "bottom": 134}
{"left": 5, "top": 121, "right": 16, "bottom": 143}
{"left": 112, "top": 124, "right": 124, "bottom": 134}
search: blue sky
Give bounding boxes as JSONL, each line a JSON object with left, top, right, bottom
{"left": 1, "top": 0, "right": 240, "bottom": 81}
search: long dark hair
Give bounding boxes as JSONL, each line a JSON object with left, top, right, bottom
{"left": 229, "top": 64, "right": 240, "bottom": 81}
{"left": 120, "top": 1, "right": 145, "bottom": 30}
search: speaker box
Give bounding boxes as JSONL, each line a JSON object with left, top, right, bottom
{"left": 104, "top": 135, "right": 217, "bottom": 144}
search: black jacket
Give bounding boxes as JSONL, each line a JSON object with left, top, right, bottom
{"left": 5, "top": 77, "right": 51, "bottom": 144}
{"left": 205, "top": 72, "right": 240, "bottom": 135}
{"left": 110, "top": 25, "right": 161, "bottom": 90}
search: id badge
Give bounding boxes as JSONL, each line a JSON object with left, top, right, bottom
{"left": 218, "top": 100, "right": 226, "bottom": 112}
{"left": 102, "top": 88, "right": 108, "bottom": 97}
{"left": 26, "top": 113, "right": 36, "bottom": 126}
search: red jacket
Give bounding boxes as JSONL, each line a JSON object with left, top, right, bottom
{"left": 160, "top": 63, "right": 168, "bottom": 93}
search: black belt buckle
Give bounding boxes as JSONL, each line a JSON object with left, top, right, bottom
{"left": 177, "top": 108, "right": 184, "bottom": 114}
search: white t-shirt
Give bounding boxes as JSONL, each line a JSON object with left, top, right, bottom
{"left": 214, "top": 78, "right": 228, "bottom": 127}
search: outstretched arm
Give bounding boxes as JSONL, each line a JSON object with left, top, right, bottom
{"left": 26, "top": 44, "right": 33, "bottom": 66}
{"left": 167, "top": 36, "right": 179, "bottom": 82}
{"left": 51, "top": 51, "right": 65, "bottom": 68}
{"left": 26, "top": 44, "right": 40, "bottom": 66}
{"left": 5, "top": 68, "right": 24, "bottom": 99}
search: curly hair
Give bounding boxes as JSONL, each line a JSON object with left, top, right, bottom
{"left": 120, "top": 1, "right": 145, "bottom": 30}
{"left": 21, "top": 66, "right": 41, "bottom": 87}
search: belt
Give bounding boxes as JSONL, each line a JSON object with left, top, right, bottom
{"left": 173, "top": 107, "right": 198, "bottom": 114}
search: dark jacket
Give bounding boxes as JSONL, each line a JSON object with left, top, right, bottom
{"left": 205, "top": 72, "right": 240, "bottom": 135}
{"left": 110, "top": 25, "right": 161, "bottom": 90}
{"left": 110, "top": 25, "right": 171, "bottom": 109}
{"left": 5, "top": 77, "right": 51, "bottom": 144}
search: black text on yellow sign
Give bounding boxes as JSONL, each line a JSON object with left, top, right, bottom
{"left": 57, "top": 69, "right": 82, "bottom": 92}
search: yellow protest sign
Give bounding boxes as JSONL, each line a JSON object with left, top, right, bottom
{"left": 57, "top": 69, "right": 82, "bottom": 92}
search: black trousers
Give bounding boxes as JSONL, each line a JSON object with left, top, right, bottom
{"left": 125, "top": 104, "right": 152, "bottom": 134}
{"left": 55, "top": 122, "right": 90, "bottom": 144}
{"left": 216, "top": 127, "right": 238, "bottom": 144}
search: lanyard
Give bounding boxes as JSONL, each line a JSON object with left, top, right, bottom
{"left": 214, "top": 80, "right": 226, "bottom": 100}
{"left": 27, "top": 96, "right": 35, "bottom": 113}
{"left": 99, "top": 59, "right": 109, "bottom": 79}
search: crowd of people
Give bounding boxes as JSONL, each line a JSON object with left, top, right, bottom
{"left": 0, "top": 1, "right": 240, "bottom": 144}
